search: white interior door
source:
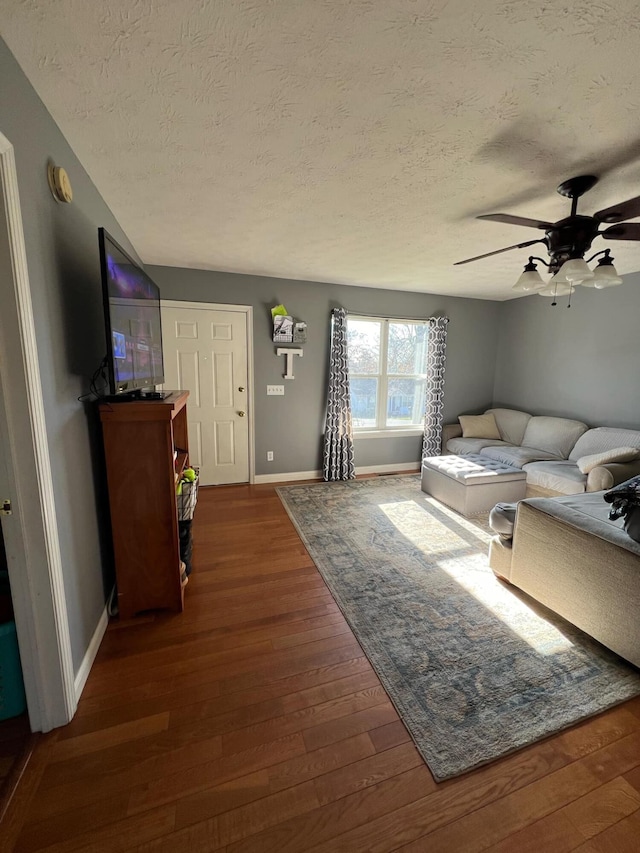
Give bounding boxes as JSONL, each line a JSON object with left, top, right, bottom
{"left": 161, "top": 303, "right": 251, "bottom": 485}
{"left": 0, "top": 132, "right": 75, "bottom": 731}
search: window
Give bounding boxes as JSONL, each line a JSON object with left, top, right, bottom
{"left": 347, "top": 316, "right": 429, "bottom": 433}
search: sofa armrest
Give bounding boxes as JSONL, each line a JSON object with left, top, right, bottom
{"left": 441, "top": 422, "right": 462, "bottom": 453}
{"left": 586, "top": 460, "right": 640, "bottom": 492}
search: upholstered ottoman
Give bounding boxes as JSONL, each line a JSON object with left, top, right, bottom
{"left": 421, "top": 454, "right": 527, "bottom": 516}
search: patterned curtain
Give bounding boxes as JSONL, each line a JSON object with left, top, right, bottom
{"left": 422, "top": 316, "right": 449, "bottom": 460}
{"left": 323, "top": 308, "right": 355, "bottom": 481}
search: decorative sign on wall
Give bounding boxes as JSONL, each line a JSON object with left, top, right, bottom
{"left": 271, "top": 304, "right": 307, "bottom": 343}
{"left": 271, "top": 304, "right": 305, "bottom": 379}
{"left": 276, "top": 347, "right": 303, "bottom": 379}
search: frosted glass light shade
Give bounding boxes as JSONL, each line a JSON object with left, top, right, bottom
{"left": 538, "top": 281, "right": 574, "bottom": 297}
{"left": 559, "top": 258, "right": 594, "bottom": 284}
{"left": 549, "top": 267, "right": 568, "bottom": 284}
{"left": 592, "top": 264, "right": 623, "bottom": 288}
{"left": 512, "top": 269, "right": 545, "bottom": 292}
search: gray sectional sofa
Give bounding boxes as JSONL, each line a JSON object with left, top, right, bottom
{"left": 443, "top": 408, "right": 640, "bottom": 668}
{"left": 442, "top": 408, "right": 640, "bottom": 496}
{"left": 489, "top": 492, "right": 640, "bottom": 669}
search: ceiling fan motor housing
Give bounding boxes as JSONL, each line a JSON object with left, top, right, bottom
{"left": 556, "top": 175, "right": 599, "bottom": 199}
{"left": 545, "top": 215, "right": 599, "bottom": 272}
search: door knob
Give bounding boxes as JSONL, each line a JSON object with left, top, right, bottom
{"left": 238, "top": 386, "right": 245, "bottom": 392}
{"left": 238, "top": 410, "right": 246, "bottom": 417}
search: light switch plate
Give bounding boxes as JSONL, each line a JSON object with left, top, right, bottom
{"left": 267, "top": 385, "right": 285, "bottom": 395}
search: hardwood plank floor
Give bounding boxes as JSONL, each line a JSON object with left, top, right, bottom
{"left": 3, "top": 481, "right": 640, "bottom": 852}
{"left": 0, "top": 715, "right": 35, "bottom": 826}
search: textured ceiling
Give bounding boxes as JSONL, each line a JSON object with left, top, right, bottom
{"left": 4, "top": 0, "right": 640, "bottom": 299}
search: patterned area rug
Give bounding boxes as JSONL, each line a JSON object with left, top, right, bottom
{"left": 277, "top": 475, "right": 640, "bottom": 781}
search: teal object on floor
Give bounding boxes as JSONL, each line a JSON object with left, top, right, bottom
{"left": 0, "top": 620, "right": 27, "bottom": 721}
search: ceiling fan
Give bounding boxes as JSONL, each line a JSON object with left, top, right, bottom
{"left": 455, "top": 175, "right": 640, "bottom": 276}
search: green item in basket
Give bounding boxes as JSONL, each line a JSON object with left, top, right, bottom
{"left": 183, "top": 467, "right": 197, "bottom": 482}
{"left": 176, "top": 481, "right": 183, "bottom": 495}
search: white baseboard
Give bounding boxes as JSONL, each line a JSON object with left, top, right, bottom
{"left": 255, "top": 462, "right": 420, "bottom": 484}
{"left": 74, "top": 591, "right": 111, "bottom": 701}
{"left": 356, "top": 462, "right": 421, "bottom": 475}
{"left": 254, "top": 470, "right": 322, "bottom": 484}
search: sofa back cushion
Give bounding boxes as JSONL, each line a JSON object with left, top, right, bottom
{"left": 521, "top": 416, "right": 588, "bottom": 459}
{"left": 486, "top": 408, "right": 532, "bottom": 446}
{"left": 569, "top": 427, "right": 640, "bottom": 461}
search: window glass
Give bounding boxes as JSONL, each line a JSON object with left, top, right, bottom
{"left": 347, "top": 316, "right": 430, "bottom": 431}
{"left": 351, "top": 378, "right": 378, "bottom": 428}
{"left": 387, "top": 323, "right": 429, "bottom": 375}
{"left": 347, "top": 320, "right": 381, "bottom": 374}
{"left": 386, "top": 377, "right": 426, "bottom": 426}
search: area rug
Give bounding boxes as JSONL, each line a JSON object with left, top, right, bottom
{"left": 276, "top": 475, "right": 640, "bottom": 780}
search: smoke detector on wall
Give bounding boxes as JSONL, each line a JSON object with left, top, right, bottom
{"left": 47, "top": 162, "right": 73, "bottom": 203}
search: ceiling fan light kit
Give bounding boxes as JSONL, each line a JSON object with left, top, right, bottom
{"left": 591, "top": 253, "right": 624, "bottom": 288}
{"left": 512, "top": 258, "right": 545, "bottom": 292}
{"left": 457, "top": 175, "right": 639, "bottom": 305}
{"left": 560, "top": 258, "right": 594, "bottom": 284}
{"left": 549, "top": 266, "right": 569, "bottom": 284}
{"left": 538, "top": 281, "right": 573, "bottom": 298}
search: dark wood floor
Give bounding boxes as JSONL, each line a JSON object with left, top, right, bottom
{"left": 0, "top": 714, "right": 32, "bottom": 821}
{"left": 2, "top": 482, "right": 640, "bottom": 852}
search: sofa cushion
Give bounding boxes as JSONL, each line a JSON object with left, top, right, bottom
{"left": 459, "top": 413, "right": 500, "bottom": 439}
{"left": 481, "top": 445, "right": 562, "bottom": 468}
{"left": 522, "top": 460, "right": 588, "bottom": 495}
{"left": 489, "top": 502, "right": 518, "bottom": 538}
{"left": 446, "top": 437, "right": 514, "bottom": 455}
{"left": 524, "top": 492, "right": 640, "bottom": 555}
{"left": 569, "top": 427, "right": 640, "bottom": 461}
{"left": 520, "top": 416, "right": 588, "bottom": 459}
{"left": 577, "top": 447, "right": 640, "bottom": 474}
{"left": 486, "top": 408, "right": 532, "bottom": 446}
{"left": 423, "top": 454, "right": 525, "bottom": 484}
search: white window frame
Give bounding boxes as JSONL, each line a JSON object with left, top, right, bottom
{"left": 348, "top": 315, "right": 429, "bottom": 439}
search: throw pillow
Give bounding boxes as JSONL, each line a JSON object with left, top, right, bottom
{"left": 458, "top": 413, "right": 500, "bottom": 440}
{"left": 577, "top": 446, "right": 640, "bottom": 474}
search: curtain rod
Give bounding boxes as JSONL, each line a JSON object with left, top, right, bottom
{"left": 345, "top": 312, "right": 449, "bottom": 323}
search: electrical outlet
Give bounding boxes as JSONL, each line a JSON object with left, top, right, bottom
{"left": 267, "top": 451, "right": 274, "bottom": 461}
{"left": 267, "top": 385, "right": 285, "bottom": 395}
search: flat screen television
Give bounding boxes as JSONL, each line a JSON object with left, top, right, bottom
{"left": 99, "top": 228, "right": 165, "bottom": 397}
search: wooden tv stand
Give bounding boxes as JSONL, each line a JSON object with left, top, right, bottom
{"left": 99, "top": 390, "right": 190, "bottom": 620}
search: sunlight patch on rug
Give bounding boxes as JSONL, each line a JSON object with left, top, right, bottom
{"left": 277, "top": 475, "right": 640, "bottom": 780}
{"left": 379, "top": 499, "right": 573, "bottom": 656}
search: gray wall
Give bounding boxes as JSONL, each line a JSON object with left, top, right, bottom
{"left": 0, "top": 38, "right": 141, "bottom": 670}
{"left": 150, "top": 267, "right": 502, "bottom": 475}
{"left": 494, "top": 274, "right": 640, "bottom": 429}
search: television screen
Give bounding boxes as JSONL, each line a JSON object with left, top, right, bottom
{"left": 98, "top": 228, "right": 165, "bottom": 395}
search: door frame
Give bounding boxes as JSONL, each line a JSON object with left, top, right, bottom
{"left": 160, "top": 300, "right": 256, "bottom": 484}
{"left": 0, "top": 132, "right": 76, "bottom": 731}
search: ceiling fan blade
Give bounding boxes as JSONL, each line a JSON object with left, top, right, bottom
{"left": 476, "top": 214, "right": 553, "bottom": 229}
{"left": 454, "top": 239, "right": 544, "bottom": 266}
{"left": 594, "top": 195, "right": 640, "bottom": 224}
{"left": 601, "top": 222, "right": 640, "bottom": 241}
